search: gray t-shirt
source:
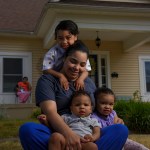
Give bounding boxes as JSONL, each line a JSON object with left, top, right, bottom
{"left": 62, "top": 114, "right": 100, "bottom": 137}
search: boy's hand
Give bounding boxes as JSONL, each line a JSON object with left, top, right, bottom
{"left": 74, "top": 78, "right": 85, "bottom": 91}
{"left": 59, "top": 74, "right": 69, "bottom": 90}
{"left": 84, "top": 134, "right": 94, "bottom": 142}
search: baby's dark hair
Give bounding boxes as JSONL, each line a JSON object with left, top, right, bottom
{"left": 65, "top": 40, "right": 89, "bottom": 58}
{"left": 55, "top": 20, "right": 79, "bottom": 40}
{"left": 70, "top": 90, "right": 93, "bottom": 106}
{"left": 94, "top": 87, "right": 115, "bottom": 104}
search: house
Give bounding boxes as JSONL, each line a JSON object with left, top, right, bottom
{"left": 0, "top": 0, "right": 150, "bottom": 118}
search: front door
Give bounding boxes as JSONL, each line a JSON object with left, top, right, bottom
{"left": 89, "top": 51, "right": 111, "bottom": 88}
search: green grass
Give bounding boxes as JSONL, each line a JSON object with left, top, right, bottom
{"left": 0, "top": 119, "right": 150, "bottom": 149}
{"left": 0, "top": 119, "right": 37, "bottom": 138}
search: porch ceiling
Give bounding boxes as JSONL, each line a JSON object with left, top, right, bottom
{"left": 0, "top": 0, "right": 150, "bottom": 52}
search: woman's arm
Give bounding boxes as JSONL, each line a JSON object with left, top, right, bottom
{"left": 40, "top": 100, "right": 82, "bottom": 150}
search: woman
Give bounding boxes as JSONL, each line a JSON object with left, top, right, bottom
{"left": 19, "top": 40, "right": 128, "bottom": 150}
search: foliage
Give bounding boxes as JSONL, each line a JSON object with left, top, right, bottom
{"left": 114, "top": 100, "right": 150, "bottom": 133}
{"left": 30, "top": 107, "right": 41, "bottom": 119}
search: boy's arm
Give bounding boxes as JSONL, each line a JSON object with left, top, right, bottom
{"left": 92, "top": 126, "right": 100, "bottom": 141}
{"left": 43, "top": 69, "right": 69, "bottom": 90}
{"left": 83, "top": 126, "right": 100, "bottom": 142}
{"left": 75, "top": 71, "right": 89, "bottom": 91}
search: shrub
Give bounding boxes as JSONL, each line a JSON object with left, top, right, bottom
{"left": 114, "top": 100, "right": 150, "bottom": 133}
{"left": 30, "top": 107, "right": 41, "bottom": 119}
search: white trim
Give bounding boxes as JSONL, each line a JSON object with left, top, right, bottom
{"left": 139, "top": 55, "right": 150, "bottom": 101}
{"left": 0, "top": 52, "right": 32, "bottom": 84}
{"left": 0, "top": 52, "right": 32, "bottom": 104}
{"left": 89, "top": 50, "right": 111, "bottom": 88}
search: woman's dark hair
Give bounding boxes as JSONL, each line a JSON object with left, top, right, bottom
{"left": 70, "top": 90, "right": 93, "bottom": 106}
{"left": 94, "top": 87, "right": 115, "bottom": 104}
{"left": 55, "top": 20, "right": 79, "bottom": 39}
{"left": 65, "top": 40, "right": 89, "bottom": 58}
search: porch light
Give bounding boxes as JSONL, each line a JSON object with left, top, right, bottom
{"left": 95, "top": 31, "right": 101, "bottom": 48}
{"left": 111, "top": 72, "right": 119, "bottom": 78}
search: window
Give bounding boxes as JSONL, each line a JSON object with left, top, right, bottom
{"left": 139, "top": 56, "right": 150, "bottom": 101}
{"left": 145, "top": 61, "right": 150, "bottom": 92}
{"left": 3, "top": 58, "right": 23, "bottom": 92}
{"left": 0, "top": 52, "right": 32, "bottom": 94}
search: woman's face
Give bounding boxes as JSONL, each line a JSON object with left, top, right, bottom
{"left": 63, "top": 51, "right": 87, "bottom": 81}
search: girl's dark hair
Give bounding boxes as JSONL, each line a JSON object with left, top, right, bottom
{"left": 23, "top": 76, "right": 28, "bottom": 80}
{"left": 55, "top": 20, "right": 79, "bottom": 39}
{"left": 70, "top": 90, "right": 93, "bottom": 106}
{"left": 94, "top": 87, "right": 115, "bottom": 104}
{"left": 65, "top": 40, "right": 89, "bottom": 58}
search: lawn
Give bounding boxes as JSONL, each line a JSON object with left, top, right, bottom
{"left": 0, "top": 119, "right": 150, "bottom": 150}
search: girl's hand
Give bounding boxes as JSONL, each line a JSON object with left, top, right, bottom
{"left": 114, "top": 117, "right": 124, "bottom": 124}
{"left": 59, "top": 74, "right": 69, "bottom": 90}
{"left": 74, "top": 78, "right": 84, "bottom": 91}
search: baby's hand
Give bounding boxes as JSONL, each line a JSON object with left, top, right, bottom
{"left": 74, "top": 78, "right": 84, "bottom": 91}
{"left": 37, "top": 114, "right": 50, "bottom": 127}
{"left": 59, "top": 74, "right": 69, "bottom": 90}
{"left": 83, "top": 134, "right": 94, "bottom": 142}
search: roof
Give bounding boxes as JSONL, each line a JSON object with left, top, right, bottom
{"left": 0, "top": 0, "right": 48, "bottom": 33}
{"left": 0, "top": 0, "right": 149, "bottom": 33}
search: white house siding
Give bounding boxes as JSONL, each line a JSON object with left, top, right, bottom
{"left": 110, "top": 42, "right": 150, "bottom": 99}
{"left": 85, "top": 40, "right": 150, "bottom": 100}
{"left": 0, "top": 37, "right": 46, "bottom": 104}
{"left": 0, "top": 37, "right": 150, "bottom": 104}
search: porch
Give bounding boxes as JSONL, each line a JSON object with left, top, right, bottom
{"left": 0, "top": 104, "right": 36, "bottom": 119}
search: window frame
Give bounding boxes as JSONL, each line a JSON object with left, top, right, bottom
{"left": 0, "top": 52, "right": 32, "bottom": 94}
{"left": 139, "top": 55, "right": 150, "bottom": 100}
{"left": 89, "top": 50, "right": 111, "bottom": 88}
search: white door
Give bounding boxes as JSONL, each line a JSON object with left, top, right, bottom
{"left": 89, "top": 51, "right": 111, "bottom": 88}
{"left": 0, "top": 52, "right": 32, "bottom": 104}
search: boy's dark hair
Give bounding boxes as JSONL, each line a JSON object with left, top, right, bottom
{"left": 55, "top": 20, "right": 79, "bottom": 39}
{"left": 65, "top": 40, "right": 89, "bottom": 58}
{"left": 70, "top": 90, "right": 93, "bottom": 106}
{"left": 94, "top": 87, "right": 115, "bottom": 103}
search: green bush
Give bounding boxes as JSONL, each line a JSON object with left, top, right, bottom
{"left": 30, "top": 107, "right": 41, "bottom": 119}
{"left": 114, "top": 100, "right": 150, "bottom": 133}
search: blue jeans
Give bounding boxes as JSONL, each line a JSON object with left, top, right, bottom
{"left": 19, "top": 122, "right": 128, "bottom": 150}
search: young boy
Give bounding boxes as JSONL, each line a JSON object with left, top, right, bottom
{"left": 38, "top": 90, "right": 100, "bottom": 150}
{"left": 43, "top": 20, "right": 91, "bottom": 91}
{"left": 92, "top": 87, "right": 149, "bottom": 150}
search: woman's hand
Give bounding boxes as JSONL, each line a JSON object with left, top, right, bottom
{"left": 64, "top": 131, "right": 82, "bottom": 150}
